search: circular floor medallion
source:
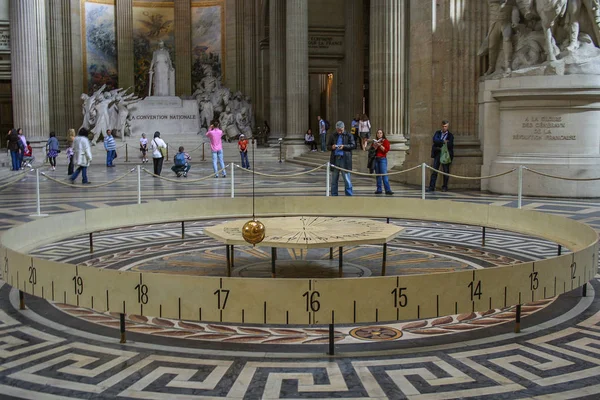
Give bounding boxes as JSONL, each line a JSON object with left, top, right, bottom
{"left": 350, "top": 326, "right": 403, "bottom": 341}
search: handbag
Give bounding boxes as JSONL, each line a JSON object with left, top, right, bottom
{"left": 440, "top": 143, "right": 451, "bottom": 165}
{"left": 154, "top": 140, "right": 167, "bottom": 157}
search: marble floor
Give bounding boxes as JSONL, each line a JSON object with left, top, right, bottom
{"left": 0, "top": 160, "right": 599, "bottom": 399}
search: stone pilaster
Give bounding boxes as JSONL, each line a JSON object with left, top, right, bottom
{"left": 369, "top": 0, "right": 408, "bottom": 169}
{"left": 10, "top": 0, "right": 50, "bottom": 138}
{"left": 268, "top": 0, "right": 285, "bottom": 142}
{"left": 69, "top": 0, "right": 84, "bottom": 130}
{"left": 284, "top": 0, "right": 308, "bottom": 157}
{"left": 341, "top": 0, "right": 364, "bottom": 124}
{"left": 47, "top": 0, "right": 77, "bottom": 136}
{"left": 400, "top": 0, "right": 485, "bottom": 188}
{"left": 255, "top": 0, "right": 269, "bottom": 126}
{"left": 243, "top": 0, "right": 257, "bottom": 106}
{"left": 116, "top": 0, "right": 134, "bottom": 92}
{"left": 175, "top": 0, "right": 192, "bottom": 96}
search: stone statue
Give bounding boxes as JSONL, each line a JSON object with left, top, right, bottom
{"left": 219, "top": 106, "right": 240, "bottom": 141}
{"left": 80, "top": 84, "right": 106, "bottom": 131}
{"left": 479, "top": 0, "right": 520, "bottom": 75}
{"left": 199, "top": 64, "right": 220, "bottom": 94}
{"left": 115, "top": 93, "right": 140, "bottom": 138}
{"left": 199, "top": 94, "right": 214, "bottom": 131}
{"left": 236, "top": 107, "right": 253, "bottom": 139}
{"left": 90, "top": 92, "right": 114, "bottom": 145}
{"left": 149, "top": 40, "right": 175, "bottom": 96}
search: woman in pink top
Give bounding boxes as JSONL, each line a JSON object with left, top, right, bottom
{"left": 206, "top": 122, "right": 227, "bottom": 178}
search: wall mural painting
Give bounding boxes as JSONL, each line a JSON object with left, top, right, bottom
{"left": 83, "top": 1, "right": 117, "bottom": 94}
{"left": 133, "top": 2, "right": 175, "bottom": 96}
{"left": 191, "top": 2, "right": 224, "bottom": 86}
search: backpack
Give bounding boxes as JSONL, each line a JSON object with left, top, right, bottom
{"left": 323, "top": 119, "right": 330, "bottom": 130}
{"left": 174, "top": 152, "right": 186, "bottom": 167}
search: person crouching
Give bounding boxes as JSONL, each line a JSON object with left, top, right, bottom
{"left": 171, "top": 146, "right": 191, "bottom": 177}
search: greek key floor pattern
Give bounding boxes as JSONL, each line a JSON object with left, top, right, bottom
{"left": 0, "top": 161, "right": 599, "bottom": 399}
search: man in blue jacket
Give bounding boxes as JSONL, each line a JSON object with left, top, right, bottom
{"left": 327, "top": 121, "right": 356, "bottom": 196}
{"left": 427, "top": 120, "right": 454, "bottom": 192}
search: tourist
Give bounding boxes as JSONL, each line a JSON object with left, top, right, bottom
{"left": 17, "top": 128, "right": 26, "bottom": 168}
{"left": 238, "top": 133, "right": 250, "bottom": 169}
{"left": 206, "top": 122, "right": 226, "bottom": 178}
{"left": 358, "top": 113, "right": 371, "bottom": 151}
{"left": 7, "top": 129, "right": 20, "bottom": 171}
{"left": 47, "top": 132, "right": 60, "bottom": 171}
{"left": 70, "top": 128, "right": 92, "bottom": 184}
{"left": 150, "top": 131, "right": 167, "bottom": 176}
{"left": 305, "top": 129, "right": 317, "bottom": 151}
{"left": 66, "top": 141, "right": 74, "bottom": 175}
{"left": 104, "top": 129, "right": 116, "bottom": 167}
{"left": 22, "top": 141, "right": 34, "bottom": 168}
{"left": 351, "top": 114, "right": 360, "bottom": 146}
{"left": 171, "top": 146, "right": 191, "bottom": 177}
{"left": 427, "top": 120, "right": 454, "bottom": 192}
{"left": 318, "top": 115, "right": 327, "bottom": 152}
{"left": 327, "top": 121, "right": 356, "bottom": 196}
{"left": 140, "top": 133, "right": 148, "bottom": 163}
{"left": 372, "top": 129, "right": 394, "bottom": 195}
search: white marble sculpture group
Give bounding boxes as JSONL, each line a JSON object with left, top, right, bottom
{"left": 479, "top": 0, "right": 600, "bottom": 77}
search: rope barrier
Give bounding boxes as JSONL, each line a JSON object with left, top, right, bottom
{"left": 0, "top": 169, "right": 32, "bottom": 190}
{"left": 423, "top": 165, "right": 517, "bottom": 180}
{"left": 167, "top": 143, "right": 204, "bottom": 154}
{"left": 524, "top": 167, "right": 600, "bottom": 181}
{"left": 329, "top": 163, "right": 423, "bottom": 177}
{"left": 234, "top": 163, "right": 327, "bottom": 177}
{"left": 141, "top": 164, "right": 230, "bottom": 183}
{"left": 41, "top": 168, "right": 136, "bottom": 188}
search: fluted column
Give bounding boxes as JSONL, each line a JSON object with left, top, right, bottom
{"left": 268, "top": 0, "right": 285, "bottom": 141}
{"left": 116, "top": 0, "right": 134, "bottom": 92}
{"left": 370, "top": 0, "right": 408, "bottom": 169}
{"left": 47, "top": 0, "right": 77, "bottom": 136}
{"left": 175, "top": 0, "right": 191, "bottom": 96}
{"left": 244, "top": 0, "right": 257, "bottom": 106}
{"left": 342, "top": 0, "right": 364, "bottom": 123}
{"left": 10, "top": 0, "right": 49, "bottom": 138}
{"left": 285, "top": 0, "right": 308, "bottom": 152}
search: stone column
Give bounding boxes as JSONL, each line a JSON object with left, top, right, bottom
{"left": 175, "top": 0, "right": 192, "bottom": 96}
{"left": 268, "top": 0, "right": 285, "bottom": 142}
{"left": 116, "top": 0, "right": 134, "bottom": 92}
{"left": 342, "top": 0, "right": 364, "bottom": 124}
{"left": 399, "top": 0, "right": 485, "bottom": 189}
{"left": 284, "top": 0, "right": 308, "bottom": 157}
{"left": 244, "top": 0, "right": 257, "bottom": 108}
{"left": 369, "top": 0, "right": 408, "bottom": 170}
{"left": 10, "top": 0, "right": 50, "bottom": 138}
{"left": 47, "top": 0, "right": 77, "bottom": 136}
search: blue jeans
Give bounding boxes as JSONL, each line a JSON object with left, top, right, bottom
{"left": 106, "top": 150, "right": 116, "bottom": 166}
{"left": 71, "top": 166, "right": 88, "bottom": 183}
{"left": 240, "top": 151, "right": 249, "bottom": 168}
{"left": 171, "top": 163, "right": 191, "bottom": 175}
{"left": 320, "top": 132, "right": 327, "bottom": 152}
{"left": 10, "top": 150, "right": 19, "bottom": 170}
{"left": 212, "top": 150, "right": 226, "bottom": 176}
{"left": 331, "top": 159, "right": 353, "bottom": 196}
{"left": 375, "top": 157, "right": 392, "bottom": 193}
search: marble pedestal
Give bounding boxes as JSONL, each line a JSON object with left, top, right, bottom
{"left": 480, "top": 76, "right": 600, "bottom": 197}
{"left": 129, "top": 96, "right": 200, "bottom": 137}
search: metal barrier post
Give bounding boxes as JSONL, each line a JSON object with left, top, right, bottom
{"left": 19, "top": 290, "right": 25, "bottom": 310}
{"left": 202, "top": 142, "right": 205, "bottom": 161}
{"left": 137, "top": 165, "right": 141, "bottom": 204}
{"left": 326, "top": 162, "right": 330, "bottom": 197}
{"left": 514, "top": 304, "right": 521, "bottom": 333}
{"left": 231, "top": 163, "right": 235, "bottom": 198}
{"left": 517, "top": 165, "right": 523, "bottom": 209}
{"left": 166, "top": 143, "right": 169, "bottom": 161}
{"left": 30, "top": 169, "right": 48, "bottom": 218}
{"left": 120, "top": 313, "right": 126, "bottom": 343}
{"left": 421, "top": 163, "right": 426, "bottom": 199}
{"left": 125, "top": 143, "right": 129, "bottom": 162}
{"left": 328, "top": 323, "right": 335, "bottom": 355}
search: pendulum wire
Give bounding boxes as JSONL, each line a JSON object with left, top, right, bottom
{"left": 252, "top": 138, "right": 255, "bottom": 219}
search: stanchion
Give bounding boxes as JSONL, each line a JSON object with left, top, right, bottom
{"left": 326, "top": 162, "right": 330, "bottom": 197}
{"left": 328, "top": 323, "right": 335, "bottom": 355}
{"left": 482, "top": 227, "right": 486, "bottom": 246}
{"left": 125, "top": 143, "right": 129, "bottom": 162}
{"left": 137, "top": 165, "right": 141, "bottom": 204}
{"left": 231, "top": 163, "right": 235, "bottom": 198}
{"left": 120, "top": 313, "right": 126, "bottom": 343}
{"left": 166, "top": 143, "right": 169, "bottom": 161}
{"left": 514, "top": 304, "right": 521, "bottom": 333}
{"left": 582, "top": 283, "right": 587, "bottom": 297}
{"left": 89, "top": 232, "right": 94, "bottom": 254}
{"left": 19, "top": 290, "right": 25, "bottom": 310}
{"left": 278, "top": 138, "right": 283, "bottom": 163}
{"left": 517, "top": 165, "right": 523, "bottom": 209}
{"left": 421, "top": 163, "right": 426, "bottom": 200}
{"left": 30, "top": 169, "right": 48, "bottom": 218}
{"left": 202, "top": 142, "right": 205, "bottom": 161}
{"left": 181, "top": 221, "right": 185, "bottom": 239}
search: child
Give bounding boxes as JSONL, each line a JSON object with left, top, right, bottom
{"left": 238, "top": 134, "right": 250, "bottom": 169}
{"left": 140, "top": 133, "right": 148, "bottom": 163}
{"left": 21, "top": 141, "right": 34, "bottom": 168}
{"left": 47, "top": 132, "right": 60, "bottom": 171}
{"left": 171, "top": 146, "right": 191, "bottom": 177}
{"left": 66, "top": 142, "right": 74, "bottom": 175}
